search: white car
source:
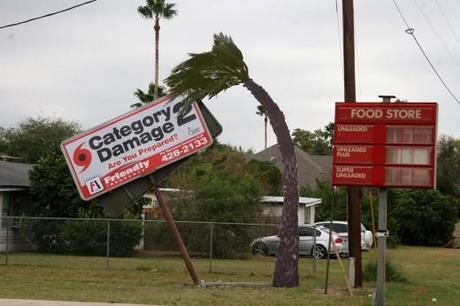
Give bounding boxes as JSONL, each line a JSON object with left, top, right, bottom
{"left": 250, "top": 225, "right": 349, "bottom": 258}
{"left": 314, "top": 221, "right": 373, "bottom": 251}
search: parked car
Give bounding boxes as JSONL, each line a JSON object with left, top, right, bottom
{"left": 250, "top": 225, "right": 348, "bottom": 258}
{"left": 314, "top": 221, "right": 373, "bottom": 251}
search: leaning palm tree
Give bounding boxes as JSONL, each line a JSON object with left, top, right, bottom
{"left": 256, "top": 105, "right": 268, "bottom": 149}
{"left": 165, "top": 33, "right": 299, "bottom": 287}
{"left": 138, "top": 0, "right": 177, "bottom": 99}
{"left": 131, "top": 83, "right": 167, "bottom": 108}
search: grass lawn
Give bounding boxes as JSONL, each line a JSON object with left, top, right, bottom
{"left": 0, "top": 246, "right": 459, "bottom": 305}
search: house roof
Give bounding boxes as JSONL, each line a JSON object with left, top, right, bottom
{"left": 260, "top": 196, "right": 321, "bottom": 207}
{"left": 252, "top": 144, "right": 332, "bottom": 189}
{"left": 0, "top": 161, "right": 33, "bottom": 189}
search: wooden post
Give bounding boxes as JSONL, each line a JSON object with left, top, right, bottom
{"left": 148, "top": 176, "right": 200, "bottom": 286}
{"left": 343, "top": 0, "right": 363, "bottom": 288}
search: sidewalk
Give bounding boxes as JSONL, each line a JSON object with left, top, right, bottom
{"left": 0, "top": 299, "right": 158, "bottom": 306}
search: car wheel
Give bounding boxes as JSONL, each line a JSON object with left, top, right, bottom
{"left": 312, "top": 245, "right": 328, "bottom": 259}
{"left": 252, "top": 242, "right": 268, "bottom": 256}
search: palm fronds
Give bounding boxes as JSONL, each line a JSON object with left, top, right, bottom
{"left": 165, "top": 33, "right": 249, "bottom": 104}
{"left": 138, "top": 0, "right": 177, "bottom": 20}
{"left": 131, "top": 83, "right": 167, "bottom": 108}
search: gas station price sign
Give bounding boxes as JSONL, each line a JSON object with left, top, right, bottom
{"left": 332, "top": 102, "right": 438, "bottom": 188}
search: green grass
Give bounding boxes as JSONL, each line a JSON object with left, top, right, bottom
{"left": 0, "top": 246, "right": 459, "bottom": 305}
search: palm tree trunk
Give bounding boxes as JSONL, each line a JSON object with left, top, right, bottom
{"left": 264, "top": 115, "right": 268, "bottom": 149}
{"left": 244, "top": 78, "right": 299, "bottom": 287}
{"left": 154, "top": 18, "right": 160, "bottom": 100}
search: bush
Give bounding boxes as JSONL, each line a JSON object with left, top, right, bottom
{"left": 156, "top": 144, "right": 263, "bottom": 258}
{"left": 22, "top": 219, "right": 142, "bottom": 257}
{"left": 363, "top": 260, "right": 407, "bottom": 283}
{"left": 389, "top": 189, "right": 457, "bottom": 246}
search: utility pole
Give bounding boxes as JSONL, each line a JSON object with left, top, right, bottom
{"left": 342, "top": 0, "right": 362, "bottom": 288}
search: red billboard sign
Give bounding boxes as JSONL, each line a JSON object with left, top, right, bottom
{"left": 62, "top": 96, "right": 213, "bottom": 200}
{"left": 332, "top": 102, "right": 438, "bottom": 188}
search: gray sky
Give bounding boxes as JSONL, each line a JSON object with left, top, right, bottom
{"left": 1, "top": 0, "right": 460, "bottom": 152}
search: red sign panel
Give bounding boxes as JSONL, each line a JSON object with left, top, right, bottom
{"left": 62, "top": 96, "right": 213, "bottom": 200}
{"left": 335, "top": 102, "right": 437, "bottom": 125}
{"left": 332, "top": 102, "right": 438, "bottom": 188}
{"left": 333, "top": 166, "right": 435, "bottom": 188}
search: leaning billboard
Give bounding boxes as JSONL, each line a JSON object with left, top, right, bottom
{"left": 61, "top": 96, "right": 213, "bottom": 200}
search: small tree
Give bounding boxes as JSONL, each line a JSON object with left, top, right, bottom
{"left": 165, "top": 33, "right": 299, "bottom": 287}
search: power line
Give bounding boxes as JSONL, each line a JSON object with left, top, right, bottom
{"left": 434, "top": 0, "right": 460, "bottom": 49}
{"left": 335, "top": 0, "right": 344, "bottom": 78}
{"left": 0, "top": 0, "right": 97, "bottom": 30}
{"left": 392, "top": 0, "right": 460, "bottom": 107}
{"left": 413, "top": 0, "right": 460, "bottom": 69}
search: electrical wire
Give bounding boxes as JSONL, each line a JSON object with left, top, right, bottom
{"left": 392, "top": 0, "right": 460, "bottom": 107}
{"left": 0, "top": 0, "right": 97, "bottom": 30}
{"left": 413, "top": 0, "right": 460, "bottom": 69}
{"left": 434, "top": 0, "right": 460, "bottom": 49}
{"left": 335, "top": 0, "right": 343, "bottom": 71}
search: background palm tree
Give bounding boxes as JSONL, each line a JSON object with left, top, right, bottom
{"left": 165, "top": 33, "right": 300, "bottom": 287}
{"left": 131, "top": 83, "right": 167, "bottom": 108}
{"left": 138, "top": 0, "right": 177, "bottom": 99}
{"left": 256, "top": 105, "right": 268, "bottom": 149}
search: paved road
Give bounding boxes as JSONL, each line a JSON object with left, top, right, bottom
{"left": 0, "top": 299, "right": 158, "bottom": 306}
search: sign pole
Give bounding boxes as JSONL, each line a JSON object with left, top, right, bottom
{"left": 374, "top": 188, "right": 388, "bottom": 306}
{"left": 149, "top": 175, "right": 201, "bottom": 286}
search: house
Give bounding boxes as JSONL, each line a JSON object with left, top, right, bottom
{"left": 0, "top": 161, "right": 35, "bottom": 251}
{"left": 252, "top": 144, "right": 332, "bottom": 190}
{"left": 259, "top": 195, "right": 321, "bottom": 225}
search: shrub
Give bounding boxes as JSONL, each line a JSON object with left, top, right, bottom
{"left": 22, "top": 219, "right": 142, "bottom": 257}
{"left": 389, "top": 189, "right": 457, "bottom": 246}
{"left": 363, "top": 260, "right": 407, "bottom": 283}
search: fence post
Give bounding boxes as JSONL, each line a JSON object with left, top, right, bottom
{"left": 209, "top": 222, "right": 214, "bottom": 273}
{"left": 5, "top": 217, "right": 9, "bottom": 265}
{"left": 312, "top": 225, "right": 317, "bottom": 273}
{"left": 106, "top": 220, "right": 110, "bottom": 270}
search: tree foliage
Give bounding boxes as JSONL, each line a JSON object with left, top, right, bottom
{"left": 22, "top": 219, "right": 142, "bottom": 257}
{"left": 302, "top": 179, "right": 457, "bottom": 247}
{"left": 292, "top": 122, "right": 334, "bottom": 155}
{"left": 437, "top": 136, "right": 460, "bottom": 196}
{"left": 166, "top": 33, "right": 249, "bottom": 104}
{"left": 131, "top": 83, "right": 167, "bottom": 108}
{"left": 29, "top": 151, "right": 102, "bottom": 218}
{"left": 436, "top": 136, "right": 460, "bottom": 217}
{"left": 147, "top": 144, "right": 266, "bottom": 257}
{"left": 388, "top": 189, "right": 457, "bottom": 246}
{"left": 0, "top": 117, "right": 80, "bottom": 163}
{"left": 27, "top": 151, "right": 144, "bottom": 256}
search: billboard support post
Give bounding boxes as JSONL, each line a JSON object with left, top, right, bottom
{"left": 375, "top": 188, "right": 388, "bottom": 306}
{"left": 149, "top": 175, "right": 200, "bottom": 286}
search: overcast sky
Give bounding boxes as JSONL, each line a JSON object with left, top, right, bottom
{"left": 1, "top": 0, "right": 460, "bottom": 152}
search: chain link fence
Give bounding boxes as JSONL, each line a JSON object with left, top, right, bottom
{"left": 0, "top": 216, "right": 325, "bottom": 272}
